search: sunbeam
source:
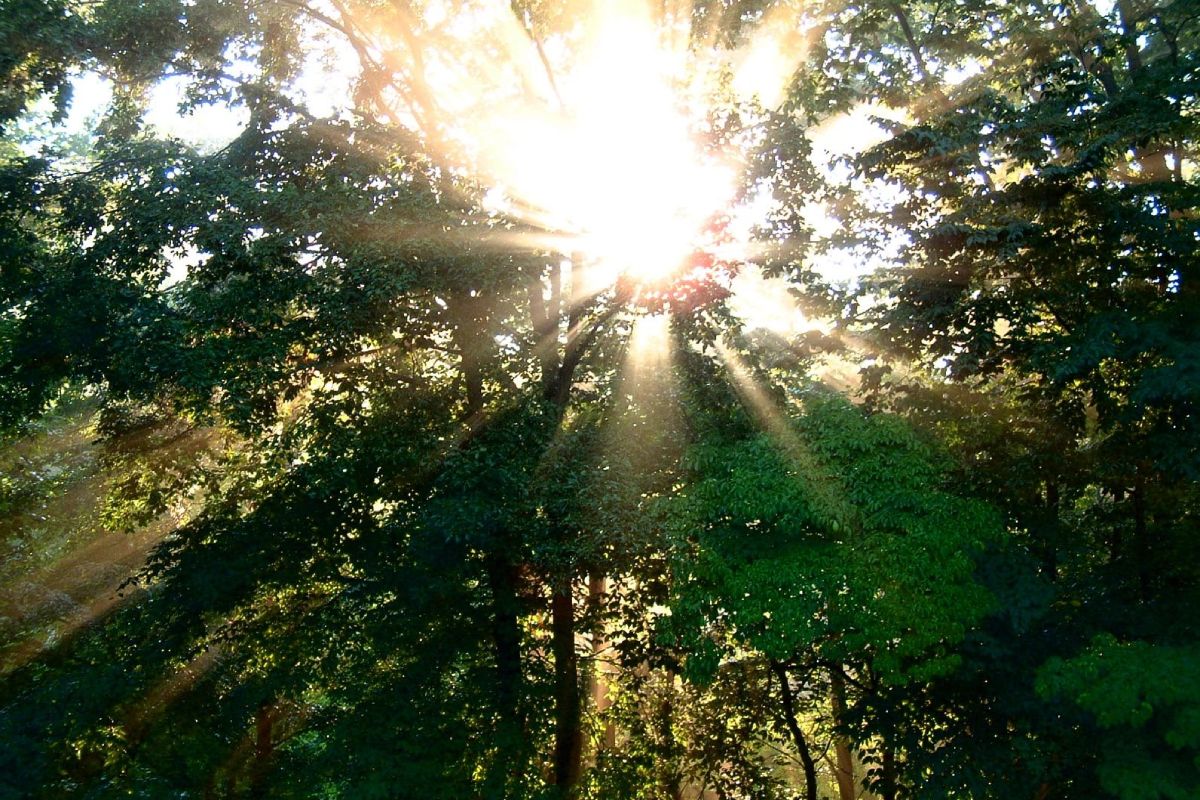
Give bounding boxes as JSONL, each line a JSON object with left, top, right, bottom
{"left": 713, "top": 339, "right": 856, "bottom": 530}
{"left": 625, "top": 313, "right": 672, "bottom": 376}
{"left": 729, "top": 3, "right": 815, "bottom": 109}
{"left": 609, "top": 311, "right": 678, "bottom": 477}
{"left": 0, "top": 419, "right": 216, "bottom": 674}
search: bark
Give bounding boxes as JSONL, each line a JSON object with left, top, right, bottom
{"left": 586, "top": 574, "right": 616, "bottom": 754}
{"left": 542, "top": 256, "right": 605, "bottom": 795}
{"left": 448, "top": 292, "right": 490, "bottom": 420}
{"left": 1072, "top": 34, "right": 1120, "bottom": 98}
{"left": 529, "top": 262, "right": 563, "bottom": 399}
{"left": 248, "top": 701, "right": 275, "bottom": 799}
{"left": 1080, "top": 0, "right": 1172, "bottom": 182}
{"left": 881, "top": 741, "right": 897, "bottom": 800}
{"left": 830, "top": 669, "right": 857, "bottom": 800}
{"left": 888, "top": 2, "right": 934, "bottom": 87}
{"left": 1117, "top": 0, "right": 1144, "bottom": 74}
{"left": 1133, "top": 475, "right": 1149, "bottom": 602}
{"left": 772, "top": 662, "right": 818, "bottom": 800}
{"left": 552, "top": 585, "right": 583, "bottom": 795}
{"left": 537, "top": 255, "right": 623, "bottom": 409}
{"left": 486, "top": 554, "right": 524, "bottom": 731}
{"left": 549, "top": 304, "right": 622, "bottom": 407}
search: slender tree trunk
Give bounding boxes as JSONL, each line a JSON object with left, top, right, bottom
{"left": 830, "top": 669, "right": 857, "bottom": 800}
{"left": 538, "top": 256, "right": 593, "bottom": 797}
{"left": 772, "top": 662, "right": 818, "bottom": 800}
{"left": 450, "top": 293, "right": 487, "bottom": 417}
{"left": 530, "top": 261, "right": 563, "bottom": 399}
{"left": 586, "top": 574, "right": 615, "bottom": 755}
{"left": 888, "top": 2, "right": 933, "bottom": 86}
{"left": 1117, "top": 0, "right": 1145, "bottom": 73}
{"left": 552, "top": 584, "right": 582, "bottom": 796}
{"left": 1133, "top": 475, "right": 1149, "bottom": 602}
{"left": 881, "top": 741, "right": 897, "bottom": 800}
{"left": 248, "top": 701, "right": 275, "bottom": 799}
{"left": 482, "top": 553, "right": 527, "bottom": 797}
{"left": 487, "top": 554, "right": 523, "bottom": 730}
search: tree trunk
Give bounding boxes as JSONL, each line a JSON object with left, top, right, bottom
{"left": 248, "top": 701, "right": 275, "bottom": 799}
{"left": 881, "top": 741, "right": 897, "bottom": 800}
{"left": 772, "top": 662, "right": 818, "bottom": 800}
{"left": 1112, "top": 0, "right": 1173, "bottom": 182}
{"left": 529, "top": 261, "right": 563, "bottom": 399}
{"left": 1133, "top": 475, "right": 1149, "bottom": 602}
{"left": 450, "top": 293, "right": 487, "bottom": 418}
{"left": 486, "top": 554, "right": 523, "bottom": 731}
{"left": 586, "top": 574, "right": 616, "bottom": 755}
{"left": 552, "top": 584, "right": 582, "bottom": 796}
{"left": 830, "top": 669, "right": 857, "bottom": 800}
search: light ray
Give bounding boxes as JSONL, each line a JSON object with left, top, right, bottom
{"left": 713, "top": 340, "right": 857, "bottom": 529}
{"left": 728, "top": 265, "right": 820, "bottom": 336}
{"left": 0, "top": 422, "right": 215, "bottom": 673}
{"left": 729, "top": 4, "right": 815, "bottom": 109}
{"left": 625, "top": 313, "right": 673, "bottom": 381}
{"left": 123, "top": 645, "right": 223, "bottom": 743}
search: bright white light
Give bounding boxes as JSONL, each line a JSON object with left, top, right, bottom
{"left": 729, "top": 265, "right": 815, "bottom": 334}
{"left": 478, "top": 8, "right": 737, "bottom": 285}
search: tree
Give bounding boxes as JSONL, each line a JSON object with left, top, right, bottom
{"left": 0, "top": 2, "right": 746, "bottom": 796}
{"left": 830, "top": 0, "right": 1200, "bottom": 796}
{"left": 660, "top": 337, "right": 1000, "bottom": 799}
{"left": 2, "top": 1, "right": 1198, "bottom": 798}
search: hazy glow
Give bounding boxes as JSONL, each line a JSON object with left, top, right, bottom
{"left": 475, "top": 6, "right": 737, "bottom": 285}
{"left": 46, "top": 0, "right": 910, "bottom": 301}
{"left": 281, "top": 0, "right": 825, "bottom": 291}
{"left": 730, "top": 4, "right": 814, "bottom": 109}
{"left": 807, "top": 103, "right": 906, "bottom": 160}
{"left": 43, "top": 0, "right": 900, "bottom": 330}
{"left": 729, "top": 265, "right": 814, "bottom": 335}
{"left": 349, "top": 0, "right": 886, "bottom": 315}
{"left": 627, "top": 313, "right": 672, "bottom": 368}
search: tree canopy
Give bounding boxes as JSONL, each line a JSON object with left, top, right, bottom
{"left": 0, "top": 1, "right": 1197, "bottom": 798}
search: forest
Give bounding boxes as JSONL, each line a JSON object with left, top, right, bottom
{"left": 0, "top": 0, "right": 1197, "bottom": 798}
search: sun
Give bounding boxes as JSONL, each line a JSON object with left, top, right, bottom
{"left": 553, "top": 28, "right": 736, "bottom": 287}
{"left": 571, "top": 137, "right": 735, "bottom": 287}
{"left": 454, "top": 3, "right": 742, "bottom": 291}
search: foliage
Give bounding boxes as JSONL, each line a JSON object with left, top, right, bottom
{"left": 0, "top": 0, "right": 1197, "bottom": 799}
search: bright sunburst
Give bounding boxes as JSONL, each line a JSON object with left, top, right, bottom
{"left": 310, "top": 0, "right": 865, "bottom": 326}
{"left": 476, "top": 4, "right": 739, "bottom": 288}
{"left": 349, "top": 0, "right": 814, "bottom": 294}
